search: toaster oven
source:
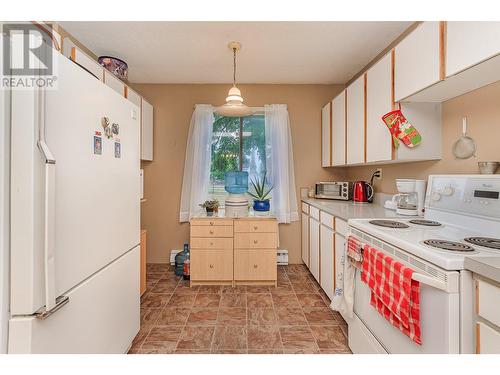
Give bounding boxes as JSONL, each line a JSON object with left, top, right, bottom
{"left": 315, "top": 181, "right": 352, "bottom": 200}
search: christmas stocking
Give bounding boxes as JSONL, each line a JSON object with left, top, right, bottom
{"left": 382, "top": 106, "right": 421, "bottom": 148}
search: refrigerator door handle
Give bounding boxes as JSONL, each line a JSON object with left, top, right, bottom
{"left": 36, "top": 87, "right": 69, "bottom": 316}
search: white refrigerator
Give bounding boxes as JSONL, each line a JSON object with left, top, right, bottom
{"left": 6, "top": 52, "right": 141, "bottom": 353}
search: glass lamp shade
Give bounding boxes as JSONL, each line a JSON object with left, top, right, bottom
{"left": 215, "top": 86, "right": 253, "bottom": 117}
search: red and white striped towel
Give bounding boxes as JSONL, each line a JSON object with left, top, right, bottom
{"left": 361, "top": 245, "right": 422, "bottom": 345}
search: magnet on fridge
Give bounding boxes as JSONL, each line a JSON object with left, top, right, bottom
{"left": 114, "top": 142, "right": 121, "bottom": 158}
{"left": 112, "top": 123, "right": 119, "bottom": 136}
{"left": 94, "top": 136, "right": 102, "bottom": 155}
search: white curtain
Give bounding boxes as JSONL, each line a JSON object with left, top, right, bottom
{"left": 265, "top": 104, "right": 299, "bottom": 223}
{"left": 179, "top": 104, "right": 214, "bottom": 222}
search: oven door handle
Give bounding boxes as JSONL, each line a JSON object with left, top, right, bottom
{"left": 348, "top": 254, "right": 448, "bottom": 292}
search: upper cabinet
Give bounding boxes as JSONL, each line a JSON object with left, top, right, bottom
{"left": 332, "top": 92, "right": 346, "bottom": 166}
{"left": 321, "top": 102, "right": 332, "bottom": 167}
{"left": 366, "top": 52, "right": 393, "bottom": 163}
{"left": 446, "top": 22, "right": 500, "bottom": 77}
{"left": 141, "top": 99, "right": 154, "bottom": 161}
{"left": 394, "top": 22, "right": 442, "bottom": 102}
{"left": 346, "top": 75, "right": 365, "bottom": 165}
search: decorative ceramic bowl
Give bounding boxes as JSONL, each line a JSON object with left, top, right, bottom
{"left": 478, "top": 161, "right": 499, "bottom": 174}
{"left": 98, "top": 56, "right": 128, "bottom": 80}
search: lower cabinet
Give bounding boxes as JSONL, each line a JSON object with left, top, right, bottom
{"left": 334, "top": 233, "right": 346, "bottom": 296}
{"left": 190, "top": 217, "right": 277, "bottom": 286}
{"left": 309, "top": 216, "right": 320, "bottom": 283}
{"left": 190, "top": 249, "right": 233, "bottom": 281}
{"left": 301, "top": 201, "right": 349, "bottom": 303}
{"left": 320, "top": 225, "right": 334, "bottom": 300}
{"left": 234, "top": 249, "right": 277, "bottom": 281}
{"left": 301, "top": 212, "right": 309, "bottom": 267}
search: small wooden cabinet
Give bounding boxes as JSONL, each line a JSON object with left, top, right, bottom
{"left": 140, "top": 230, "right": 147, "bottom": 295}
{"left": 190, "top": 217, "right": 278, "bottom": 286}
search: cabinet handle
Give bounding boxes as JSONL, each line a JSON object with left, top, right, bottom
{"left": 210, "top": 242, "right": 214, "bottom": 246}
{"left": 253, "top": 240, "right": 258, "bottom": 244}
{"left": 210, "top": 221, "right": 214, "bottom": 226}
{"left": 253, "top": 226, "right": 258, "bottom": 230}
{"left": 253, "top": 264, "right": 258, "bottom": 268}
{"left": 209, "top": 230, "right": 214, "bottom": 235}
{"left": 209, "top": 264, "right": 214, "bottom": 269}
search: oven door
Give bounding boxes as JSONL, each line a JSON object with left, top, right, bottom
{"left": 352, "top": 268, "right": 460, "bottom": 354}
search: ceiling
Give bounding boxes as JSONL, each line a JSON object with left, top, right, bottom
{"left": 59, "top": 21, "right": 412, "bottom": 84}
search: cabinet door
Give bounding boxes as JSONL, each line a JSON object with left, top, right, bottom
{"left": 332, "top": 92, "right": 346, "bottom": 166}
{"left": 141, "top": 99, "right": 154, "bottom": 161}
{"left": 346, "top": 75, "right": 365, "bottom": 165}
{"left": 334, "top": 233, "right": 345, "bottom": 297}
{"left": 476, "top": 322, "right": 500, "bottom": 354}
{"left": 309, "top": 217, "right": 320, "bottom": 283}
{"left": 301, "top": 213, "right": 309, "bottom": 267}
{"left": 190, "top": 249, "right": 233, "bottom": 281}
{"left": 366, "top": 53, "right": 393, "bottom": 163}
{"left": 320, "top": 225, "right": 334, "bottom": 301}
{"left": 234, "top": 249, "right": 276, "bottom": 281}
{"left": 321, "top": 102, "right": 332, "bottom": 167}
{"left": 395, "top": 21, "right": 441, "bottom": 101}
{"left": 447, "top": 22, "right": 500, "bottom": 77}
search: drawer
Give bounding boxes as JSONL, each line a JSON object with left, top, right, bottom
{"left": 190, "top": 219, "right": 233, "bottom": 226}
{"left": 234, "top": 249, "right": 277, "bottom": 281}
{"left": 301, "top": 202, "right": 309, "bottom": 214}
{"left": 190, "top": 249, "right": 233, "bottom": 281}
{"left": 309, "top": 206, "right": 320, "bottom": 220}
{"left": 190, "top": 237, "right": 233, "bottom": 250}
{"left": 190, "top": 225, "right": 233, "bottom": 238}
{"left": 234, "top": 233, "right": 277, "bottom": 249}
{"left": 476, "top": 322, "right": 500, "bottom": 354}
{"left": 335, "top": 217, "right": 348, "bottom": 237}
{"left": 477, "top": 279, "right": 500, "bottom": 327}
{"left": 320, "top": 211, "right": 334, "bottom": 229}
{"left": 234, "top": 219, "right": 277, "bottom": 233}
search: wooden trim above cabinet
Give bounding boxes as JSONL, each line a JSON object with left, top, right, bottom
{"left": 329, "top": 102, "right": 333, "bottom": 166}
{"left": 344, "top": 90, "right": 348, "bottom": 164}
{"left": 363, "top": 73, "right": 368, "bottom": 163}
{"left": 439, "top": 21, "right": 447, "bottom": 81}
{"left": 391, "top": 49, "right": 396, "bottom": 160}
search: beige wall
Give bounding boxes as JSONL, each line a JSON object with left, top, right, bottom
{"left": 133, "top": 84, "right": 345, "bottom": 263}
{"left": 345, "top": 81, "right": 500, "bottom": 193}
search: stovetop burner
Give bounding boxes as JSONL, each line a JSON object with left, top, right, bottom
{"left": 464, "top": 237, "right": 500, "bottom": 250}
{"left": 409, "top": 219, "right": 442, "bottom": 227}
{"left": 369, "top": 220, "right": 410, "bottom": 229}
{"left": 423, "top": 239, "right": 475, "bottom": 252}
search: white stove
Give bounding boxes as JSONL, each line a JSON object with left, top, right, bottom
{"left": 346, "top": 175, "right": 500, "bottom": 354}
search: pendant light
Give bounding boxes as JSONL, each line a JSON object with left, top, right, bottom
{"left": 215, "top": 41, "right": 253, "bottom": 117}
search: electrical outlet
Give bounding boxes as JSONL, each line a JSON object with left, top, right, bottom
{"left": 375, "top": 168, "right": 383, "bottom": 180}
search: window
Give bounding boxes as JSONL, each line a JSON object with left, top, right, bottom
{"left": 209, "top": 113, "right": 267, "bottom": 203}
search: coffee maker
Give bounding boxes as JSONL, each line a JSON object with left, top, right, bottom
{"left": 385, "top": 179, "right": 426, "bottom": 216}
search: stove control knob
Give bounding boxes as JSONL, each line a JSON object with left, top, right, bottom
{"left": 431, "top": 192, "right": 441, "bottom": 201}
{"left": 442, "top": 186, "right": 454, "bottom": 196}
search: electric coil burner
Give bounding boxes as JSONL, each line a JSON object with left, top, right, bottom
{"left": 369, "top": 220, "right": 410, "bottom": 229}
{"left": 422, "top": 239, "right": 475, "bottom": 252}
{"left": 409, "top": 219, "right": 442, "bottom": 227}
{"left": 464, "top": 237, "right": 500, "bottom": 250}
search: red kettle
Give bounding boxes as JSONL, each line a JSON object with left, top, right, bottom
{"left": 353, "top": 181, "right": 374, "bottom": 203}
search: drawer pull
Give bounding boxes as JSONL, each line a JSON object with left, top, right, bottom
{"left": 210, "top": 242, "right": 214, "bottom": 246}
{"left": 253, "top": 240, "right": 258, "bottom": 244}
{"left": 210, "top": 221, "right": 214, "bottom": 226}
{"left": 253, "top": 226, "right": 258, "bottom": 230}
{"left": 253, "top": 264, "right": 258, "bottom": 268}
{"left": 209, "top": 230, "right": 214, "bottom": 235}
{"left": 209, "top": 264, "right": 214, "bottom": 269}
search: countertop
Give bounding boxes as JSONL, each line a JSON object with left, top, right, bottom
{"left": 464, "top": 257, "right": 500, "bottom": 284}
{"left": 301, "top": 197, "right": 400, "bottom": 221}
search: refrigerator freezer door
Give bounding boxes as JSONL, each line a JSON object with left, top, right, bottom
{"left": 8, "top": 246, "right": 140, "bottom": 353}
{"left": 10, "top": 52, "right": 141, "bottom": 315}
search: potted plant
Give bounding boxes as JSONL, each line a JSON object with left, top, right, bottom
{"left": 248, "top": 173, "right": 273, "bottom": 215}
{"left": 199, "top": 199, "right": 220, "bottom": 217}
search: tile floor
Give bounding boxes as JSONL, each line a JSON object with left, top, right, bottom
{"left": 128, "top": 263, "right": 350, "bottom": 354}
